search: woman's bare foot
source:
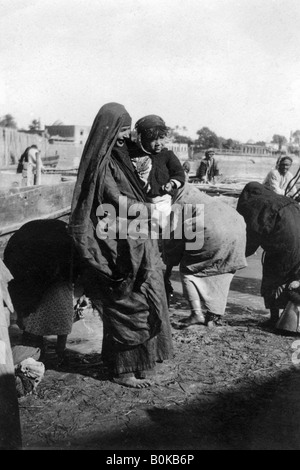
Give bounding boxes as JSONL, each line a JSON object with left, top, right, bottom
{"left": 112, "top": 372, "right": 152, "bottom": 388}
{"left": 136, "top": 365, "right": 176, "bottom": 385}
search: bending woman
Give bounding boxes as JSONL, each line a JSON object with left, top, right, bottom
{"left": 69, "top": 102, "right": 173, "bottom": 388}
{"left": 237, "top": 181, "right": 300, "bottom": 326}
{"left": 163, "top": 183, "right": 247, "bottom": 326}
{"left": 4, "top": 219, "right": 79, "bottom": 365}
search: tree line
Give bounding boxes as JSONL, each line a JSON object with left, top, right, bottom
{"left": 171, "top": 125, "right": 300, "bottom": 154}
{"left": 1, "top": 113, "right": 299, "bottom": 154}
{"left": 0, "top": 114, "right": 41, "bottom": 132}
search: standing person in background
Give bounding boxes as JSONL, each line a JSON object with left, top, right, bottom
{"left": 27, "top": 145, "right": 43, "bottom": 168}
{"left": 17, "top": 145, "right": 44, "bottom": 173}
{"left": 17, "top": 144, "right": 45, "bottom": 185}
{"left": 17, "top": 146, "right": 31, "bottom": 174}
{"left": 263, "top": 155, "right": 297, "bottom": 197}
{"left": 69, "top": 103, "right": 173, "bottom": 388}
{"left": 196, "top": 149, "right": 220, "bottom": 184}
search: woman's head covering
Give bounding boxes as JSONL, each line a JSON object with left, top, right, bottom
{"left": 70, "top": 102, "right": 131, "bottom": 209}
{"left": 4, "top": 219, "right": 77, "bottom": 317}
{"left": 237, "top": 181, "right": 300, "bottom": 288}
{"left": 237, "top": 181, "right": 296, "bottom": 236}
{"left": 69, "top": 102, "right": 131, "bottom": 268}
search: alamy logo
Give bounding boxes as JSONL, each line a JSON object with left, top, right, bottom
{"left": 95, "top": 197, "right": 205, "bottom": 250}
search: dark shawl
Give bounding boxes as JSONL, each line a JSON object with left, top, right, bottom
{"left": 69, "top": 103, "right": 168, "bottom": 348}
{"left": 69, "top": 103, "right": 130, "bottom": 269}
{"left": 69, "top": 103, "right": 145, "bottom": 282}
{"left": 237, "top": 182, "right": 300, "bottom": 303}
{"left": 4, "top": 219, "right": 78, "bottom": 317}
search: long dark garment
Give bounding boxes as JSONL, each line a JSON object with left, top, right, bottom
{"left": 3, "top": 219, "right": 79, "bottom": 346}
{"left": 237, "top": 182, "right": 300, "bottom": 309}
{"left": 69, "top": 103, "right": 173, "bottom": 375}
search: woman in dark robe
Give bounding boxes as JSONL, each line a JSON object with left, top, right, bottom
{"left": 69, "top": 102, "right": 173, "bottom": 388}
{"left": 237, "top": 181, "right": 300, "bottom": 327}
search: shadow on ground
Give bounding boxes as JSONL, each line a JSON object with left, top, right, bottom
{"left": 27, "top": 366, "right": 300, "bottom": 450}
{"left": 15, "top": 251, "right": 300, "bottom": 450}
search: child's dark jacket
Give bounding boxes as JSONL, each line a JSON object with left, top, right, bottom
{"left": 147, "top": 149, "right": 185, "bottom": 198}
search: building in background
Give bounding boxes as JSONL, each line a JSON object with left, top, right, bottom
{"left": 44, "top": 125, "right": 91, "bottom": 169}
{"left": 0, "top": 124, "right": 91, "bottom": 169}
{"left": 45, "top": 125, "right": 91, "bottom": 146}
{"left": 165, "top": 141, "right": 189, "bottom": 159}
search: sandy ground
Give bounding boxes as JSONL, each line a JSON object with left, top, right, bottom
{"left": 8, "top": 249, "right": 300, "bottom": 450}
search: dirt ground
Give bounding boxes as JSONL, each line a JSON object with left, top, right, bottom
{"left": 9, "top": 249, "right": 300, "bottom": 451}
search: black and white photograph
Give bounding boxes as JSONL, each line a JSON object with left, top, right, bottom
{"left": 1, "top": 0, "right": 300, "bottom": 452}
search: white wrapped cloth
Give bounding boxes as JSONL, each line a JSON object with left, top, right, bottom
{"left": 15, "top": 357, "right": 45, "bottom": 396}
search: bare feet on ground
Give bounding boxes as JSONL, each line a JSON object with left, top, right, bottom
{"left": 112, "top": 372, "right": 152, "bottom": 388}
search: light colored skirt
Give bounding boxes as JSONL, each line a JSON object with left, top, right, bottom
{"left": 23, "top": 281, "right": 74, "bottom": 336}
{"left": 181, "top": 272, "right": 234, "bottom": 316}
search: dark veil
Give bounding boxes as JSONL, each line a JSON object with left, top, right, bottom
{"left": 69, "top": 102, "right": 132, "bottom": 276}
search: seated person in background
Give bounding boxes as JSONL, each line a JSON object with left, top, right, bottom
{"left": 263, "top": 155, "right": 297, "bottom": 197}
{"left": 196, "top": 149, "right": 220, "bottom": 183}
{"left": 131, "top": 114, "right": 186, "bottom": 224}
{"left": 182, "top": 161, "right": 191, "bottom": 181}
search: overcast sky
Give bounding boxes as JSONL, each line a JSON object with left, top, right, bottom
{"left": 0, "top": 0, "right": 300, "bottom": 142}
